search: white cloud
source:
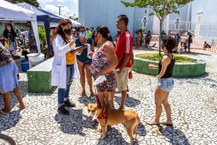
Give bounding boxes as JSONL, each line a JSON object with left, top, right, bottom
{"left": 44, "top": 4, "right": 58, "bottom": 14}
{"left": 72, "top": 0, "right": 78, "bottom": 4}
{"left": 38, "top": 0, "right": 78, "bottom": 17}
{"left": 56, "top": 0, "right": 65, "bottom": 2}
{"left": 44, "top": 4, "right": 76, "bottom": 18}
{"left": 37, "top": 0, "right": 54, "bottom": 7}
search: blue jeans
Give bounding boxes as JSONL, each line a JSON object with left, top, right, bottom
{"left": 58, "top": 64, "right": 74, "bottom": 107}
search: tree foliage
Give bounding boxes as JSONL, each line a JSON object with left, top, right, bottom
{"left": 121, "top": 0, "right": 193, "bottom": 55}
{"left": 121, "top": 0, "right": 192, "bottom": 20}
{"left": 6, "top": 0, "right": 39, "bottom": 7}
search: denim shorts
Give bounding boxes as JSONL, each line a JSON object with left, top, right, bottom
{"left": 158, "top": 77, "right": 174, "bottom": 92}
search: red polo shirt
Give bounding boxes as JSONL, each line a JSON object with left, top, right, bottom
{"left": 115, "top": 31, "right": 133, "bottom": 68}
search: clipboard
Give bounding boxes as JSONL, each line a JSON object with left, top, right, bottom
{"left": 70, "top": 45, "right": 87, "bottom": 52}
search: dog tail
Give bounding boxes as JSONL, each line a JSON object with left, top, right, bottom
{"left": 133, "top": 114, "right": 140, "bottom": 137}
{"left": 137, "top": 115, "right": 140, "bottom": 124}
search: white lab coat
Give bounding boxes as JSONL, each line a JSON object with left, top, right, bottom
{"left": 51, "top": 35, "right": 80, "bottom": 89}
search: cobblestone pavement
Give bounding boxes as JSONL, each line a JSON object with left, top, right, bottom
{"left": 0, "top": 49, "right": 217, "bottom": 145}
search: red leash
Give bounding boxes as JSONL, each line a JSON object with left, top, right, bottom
{"left": 95, "top": 95, "right": 108, "bottom": 124}
{"left": 97, "top": 106, "right": 108, "bottom": 124}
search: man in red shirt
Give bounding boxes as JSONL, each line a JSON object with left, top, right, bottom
{"left": 115, "top": 15, "right": 133, "bottom": 109}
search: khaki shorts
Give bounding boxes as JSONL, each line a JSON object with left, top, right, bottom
{"left": 115, "top": 67, "right": 131, "bottom": 91}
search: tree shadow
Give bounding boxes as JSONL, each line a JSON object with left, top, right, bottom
{"left": 185, "top": 51, "right": 212, "bottom": 56}
{"left": 0, "top": 110, "right": 22, "bottom": 132}
{"left": 54, "top": 108, "right": 97, "bottom": 136}
{"left": 78, "top": 96, "right": 96, "bottom": 106}
{"left": 137, "top": 122, "right": 147, "bottom": 137}
{"left": 96, "top": 128, "right": 132, "bottom": 145}
{"left": 157, "top": 125, "right": 190, "bottom": 145}
{"left": 95, "top": 120, "right": 146, "bottom": 144}
{"left": 114, "top": 95, "right": 141, "bottom": 108}
{"left": 174, "top": 72, "right": 209, "bottom": 80}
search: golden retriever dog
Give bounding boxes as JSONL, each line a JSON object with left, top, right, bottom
{"left": 87, "top": 103, "right": 140, "bottom": 145}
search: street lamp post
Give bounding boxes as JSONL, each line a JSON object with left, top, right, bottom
{"left": 56, "top": 5, "right": 64, "bottom": 15}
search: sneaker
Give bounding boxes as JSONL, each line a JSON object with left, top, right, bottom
{"left": 58, "top": 105, "right": 69, "bottom": 115}
{"left": 64, "top": 99, "right": 76, "bottom": 107}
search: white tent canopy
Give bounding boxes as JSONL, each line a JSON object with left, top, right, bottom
{"left": 0, "top": 0, "right": 36, "bottom": 21}
{"left": 49, "top": 14, "right": 82, "bottom": 27}
{"left": 71, "top": 20, "right": 82, "bottom": 27}
{"left": 0, "top": 0, "right": 40, "bottom": 53}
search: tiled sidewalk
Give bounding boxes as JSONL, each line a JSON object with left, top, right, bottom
{"left": 0, "top": 49, "right": 217, "bottom": 145}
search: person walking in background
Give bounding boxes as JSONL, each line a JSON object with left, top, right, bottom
{"left": 174, "top": 33, "right": 181, "bottom": 53}
{"left": 3, "top": 23, "right": 20, "bottom": 59}
{"left": 85, "top": 28, "right": 93, "bottom": 39}
{"left": 27, "top": 21, "right": 38, "bottom": 53}
{"left": 76, "top": 26, "right": 95, "bottom": 97}
{"left": 161, "top": 30, "right": 166, "bottom": 40}
{"left": 51, "top": 19, "right": 87, "bottom": 115}
{"left": 136, "top": 30, "right": 142, "bottom": 49}
{"left": 147, "top": 36, "right": 176, "bottom": 126}
{"left": 145, "top": 30, "right": 152, "bottom": 49}
{"left": 187, "top": 32, "right": 192, "bottom": 53}
{"left": 115, "top": 14, "right": 133, "bottom": 109}
{"left": 0, "top": 43, "right": 25, "bottom": 114}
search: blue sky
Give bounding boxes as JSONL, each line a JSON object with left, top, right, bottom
{"left": 38, "top": 0, "right": 78, "bottom": 18}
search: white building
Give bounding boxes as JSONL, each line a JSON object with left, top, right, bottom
{"left": 79, "top": 0, "right": 217, "bottom": 43}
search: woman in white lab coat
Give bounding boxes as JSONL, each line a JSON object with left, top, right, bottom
{"left": 51, "top": 19, "right": 86, "bottom": 115}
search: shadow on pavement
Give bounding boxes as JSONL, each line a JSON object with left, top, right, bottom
{"left": 54, "top": 109, "right": 97, "bottom": 136}
{"left": 0, "top": 110, "right": 22, "bottom": 132}
{"left": 96, "top": 127, "right": 133, "bottom": 145}
{"left": 115, "top": 96, "right": 141, "bottom": 108}
{"left": 78, "top": 96, "right": 96, "bottom": 106}
{"left": 186, "top": 51, "right": 212, "bottom": 56}
{"left": 137, "top": 122, "right": 147, "bottom": 137}
{"left": 175, "top": 72, "right": 209, "bottom": 80}
{"left": 157, "top": 125, "right": 190, "bottom": 145}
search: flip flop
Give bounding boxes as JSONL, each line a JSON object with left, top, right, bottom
{"left": 160, "top": 121, "right": 173, "bottom": 126}
{"left": 161, "top": 123, "right": 173, "bottom": 126}
{"left": 16, "top": 104, "right": 26, "bottom": 110}
{"left": 80, "top": 92, "right": 87, "bottom": 97}
{"left": 89, "top": 93, "right": 96, "bottom": 98}
{"left": 146, "top": 121, "right": 160, "bottom": 125}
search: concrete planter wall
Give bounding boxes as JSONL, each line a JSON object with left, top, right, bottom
{"left": 133, "top": 57, "right": 206, "bottom": 77}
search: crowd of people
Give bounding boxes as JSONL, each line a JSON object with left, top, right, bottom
{"left": 50, "top": 15, "right": 135, "bottom": 115}
{"left": 0, "top": 15, "right": 178, "bottom": 143}
{"left": 0, "top": 21, "right": 37, "bottom": 60}
{"left": 134, "top": 28, "right": 193, "bottom": 54}
{"left": 49, "top": 14, "right": 176, "bottom": 130}
{"left": 135, "top": 29, "right": 152, "bottom": 49}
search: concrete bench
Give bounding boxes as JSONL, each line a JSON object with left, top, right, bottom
{"left": 27, "top": 58, "right": 54, "bottom": 93}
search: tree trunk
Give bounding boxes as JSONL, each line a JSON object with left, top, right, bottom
{"left": 159, "top": 19, "right": 163, "bottom": 56}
